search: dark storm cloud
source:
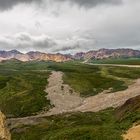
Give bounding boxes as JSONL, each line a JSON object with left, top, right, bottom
{"left": 0, "top": 33, "right": 57, "bottom": 51}
{"left": 0, "top": 33, "right": 95, "bottom": 53}
{"left": 0, "top": 0, "right": 122, "bottom": 10}
{"left": 0, "top": 0, "right": 42, "bottom": 10}
{"left": 52, "top": 35, "right": 96, "bottom": 52}
{"left": 56, "top": 0, "right": 122, "bottom": 8}
{"left": 15, "top": 32, "right": 56, "bottom": 48}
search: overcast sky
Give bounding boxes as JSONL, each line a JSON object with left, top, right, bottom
{"left": 0, "top": 0, "right": 139, "bottom": 53}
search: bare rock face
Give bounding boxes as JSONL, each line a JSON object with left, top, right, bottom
{"left": 0, "top": 111, "right": 11, "bottom": 140}
{"left": 74, "top": 48, "right": 140, "bottom": 61}
{"left": 0, "top": 50, "right": 71, "bottom": 62}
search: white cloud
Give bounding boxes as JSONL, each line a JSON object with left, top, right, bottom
{"left": 0, "top": 0, "right": 140, "bottom": 53}
{"left": 0, "top": 32, "right": 96, "bottom": 53}
{"left": 0, "top": 32, "right": 56, "bottom": 52}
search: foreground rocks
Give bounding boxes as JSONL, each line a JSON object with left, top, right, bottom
{"left": 0, "top": 111, "right": 11, "bottom": 140}
{"left": 123, "top": 125, "right": 140, "bottom": 140}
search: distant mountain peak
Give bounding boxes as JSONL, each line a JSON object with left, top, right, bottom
{"left": 9, "top": 49, "right": 22, "bottom": 54}
{"left": 0, "top": 50, "right": 71, "bottom": 62}
{"left": 0, "top": 48, "right": 140, "bottom": 62}
{"left": 73, "top": 48, "right": 140, "bottom": 61}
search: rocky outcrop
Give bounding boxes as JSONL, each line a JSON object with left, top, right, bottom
{"left": 0, "top": 111, "right": 11, "bottom": 140}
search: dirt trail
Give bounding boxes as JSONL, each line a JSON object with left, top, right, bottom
{"left": 44, "top": 71, "right": 83, "bottom": 115}
{"left": 7, "top": 71, "right": 140, "bottom": 129}
{"left": 123, "top": 125, "right": 140, "bottom": 140}
{"left": 85, "top": 63, "right": 140, "bottom": 68}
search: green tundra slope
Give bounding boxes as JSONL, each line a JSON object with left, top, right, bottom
{"left": 1, "top": 61, "right": 140, "bottom": 118}
{"left": 90, "top": 57, "right": 140, "bottom": 65}
{"left": 0, "top": 61, "right": 52, "bottom": 118}
{"left": 11, "top": 95, "right": 140, "bottom": 140}
{"left": 0, "top": 60, "right": 140, "bottom": 139}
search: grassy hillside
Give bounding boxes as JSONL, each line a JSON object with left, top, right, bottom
{"left": 0, "top": 61, "right": 51, "bottom": 118}
{"left": 0, "top": 61, "right": 140, "bottom": 139}
{"left": 11, "top": 95, "right": 140, "bottom": 140}
{"left": 90, "top": 57, "right": 140, "bottom": 65}
{"left": 0, "top": 60, "right": 50, "bottom": 70}
{"left": 0, "top": 61, "right": 140, "bottom": 117}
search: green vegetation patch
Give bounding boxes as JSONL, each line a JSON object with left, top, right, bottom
{"left": 0, "top": 60, "right": 50, "bottom": 71}
{"left": 108, "top": 66, "right": 140, "bottom": 79}
{"left": 0, "top": 69, "right": 51, "bottom": 118}
{"left": 90, "top": 57, "right": 140, "bottom": 65}
{"left": 1, "top": 60, "right": 140, "bottom": 117}
{"left": 1, "top": 61, "right": 140, "bottom": 98}
{"left": 11, "top": 95, "right": 140, "bottom": 140}
{"left": 11, "top": 109, "right": 123, "bottom": 140}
